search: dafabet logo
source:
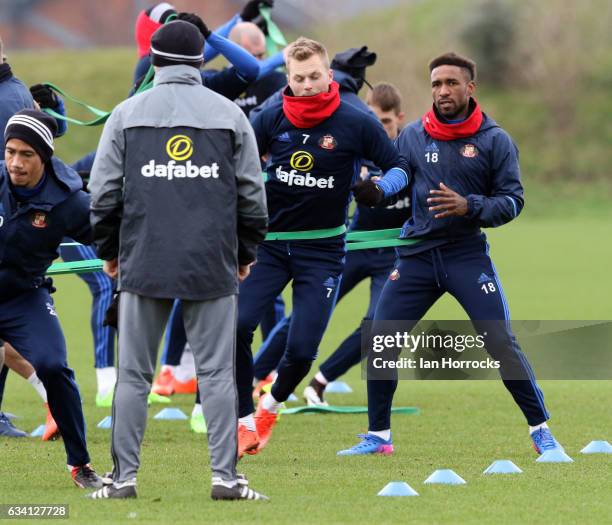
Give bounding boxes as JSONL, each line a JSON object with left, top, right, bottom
{"left": 289, "top": 151, "right": 314, "bottom": 172}
{"left": 166, "top": 135, "right": 194, "bottom": 161}
{"left": 141, "top": 134, "right": 220, "bottom": 180}
{"left": 275, "top": 150, "right": 334, "bottom": 189}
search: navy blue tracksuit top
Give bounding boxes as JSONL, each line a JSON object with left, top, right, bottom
{"left": 0, "top": 158, "right": 92, "bottom": 300}
{"left": 250, "top": 98, "right": 409, "bottom": 233}
{"left": 395, "top": 113, "right": 523, "bottom": 254}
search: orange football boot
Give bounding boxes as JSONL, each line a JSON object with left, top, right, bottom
{"left": 237, "top": 424, "right": 260, "bottom": 458}
{"left": 254, "top": 396, "right": 279, "bottom": 452}
{"left": 172, "top": 377, "right": 198, "bottom": 394}
{"left": 42, "top": 403, "right": 60, "bottom": 441}
{"left": 152, "top": 367, "right": 174, "bottom": 396}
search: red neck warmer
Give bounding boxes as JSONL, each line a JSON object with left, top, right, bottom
{"left": 282, "top": 81, "right": 341, "bottom": 129}
{"left": 135, "top": 10, "right": 162, "bottom": 58}
{"left": 422, "top": 99, "right": 483, "bottom": 141}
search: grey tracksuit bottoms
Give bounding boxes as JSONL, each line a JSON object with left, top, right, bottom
{"left": 111, "top": 291, "right": 238, "bottom": 483}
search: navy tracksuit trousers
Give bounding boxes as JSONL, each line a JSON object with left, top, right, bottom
{"left": 259, "top": 295, "right": 286, "bottom": 341}
{"left": 236, "top": 238, "right": 345, "bottom": 417}
{"left": 60, "top": 242, "right": 115, "bottom": 368}
{"left": 161, "top": 300, "right": 185, "bottom": 367}
{"left": 0, "top": 288, "right": 89, "bottom": 465}
{"left": 368, "top": 235, "right": 549, "bottom": 430}
{"left": 253, "top": 247, "right": 396, "bottom": 382}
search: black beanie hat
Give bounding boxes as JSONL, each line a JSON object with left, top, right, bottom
{"left": 4, "top": 109, "right": 57, "bottom": 163}
{"left": 150, "top": 20, "right": 204, "bottom": 68}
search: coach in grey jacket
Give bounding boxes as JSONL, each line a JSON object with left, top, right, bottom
{"left": 88, "top": 20, "right": 268, "bottom": 501}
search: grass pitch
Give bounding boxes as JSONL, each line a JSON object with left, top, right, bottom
{"left": 1, "top": 213, "right": 611, "bottom": 524}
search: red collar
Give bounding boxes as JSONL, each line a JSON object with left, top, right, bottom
{"left": 422, "top": 99, "right": 483, "bottom": 141}
{"left": 282, "top": 81, "right": 341, "bottom": 128}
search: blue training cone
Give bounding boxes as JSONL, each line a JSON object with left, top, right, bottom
{"left": 580, "top": 440, "right": 612, "bottom": 454}
{"left": 325, "top": 381, "right": 353, "bottom": 394}
{"left": 483, "top": 460, "right": 523, "bottom": 474}
{"left": 424, "top": 469, "right": 467, "bottom": 485}
{"left": 377, "top": 481, "right": 419, "bottom": 497}
{"left": 536, "top": 449, "right": 574, "bottom": 463}
{"left": 287, "top": 393, "right": 298, "bottom": 402}
{"left": 154, "top": 408, "right": 188, "bottom": 420}
{"left": 30, "top": 425, "right": 45, "bottom": 437}
{"left": 97, "top": 416, "right": 112, "bottom": 429}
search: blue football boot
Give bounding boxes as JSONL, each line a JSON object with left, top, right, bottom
{"left": 531, "top": 427, "right": 563, "bottom": 454}
{"left": 337, "top": 433, "right": 394, "bottom": 456}
{"left": 0, "top": 411, "right": 27, "bottom": 438}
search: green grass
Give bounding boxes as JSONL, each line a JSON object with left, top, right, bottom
{"left": 3, "top": 2, "right": 612, "bottom": 521}
{"left": 1, "top": 212, "right": 612, "bottom": 524}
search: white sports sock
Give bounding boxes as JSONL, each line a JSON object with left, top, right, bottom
{"left": 261, "top": 393, "right": 282, "bottom": 414}
{"left": 529, "top": 422, "right": 548, "bottom": 434}
{"left": 174, "top": 346, "right": 196, "bottom": 383}
{"left": 96, "top": 367, "right": 117, "bottom": 397}
{"left": 368, "top": 429, "right": 391, "bottom": 441}
{"left": 192, "top": 403, "right": 203, "bottom": 417}
{"left": 314, "top": 371, "right": 328, "bottom": 385}
{"left": 27, "top": 373, "right": 47, "bottom": 403}
{"left": 161, "top": 364, "right": 175, "bottom": 373}
{"left": 239, "top": 414, "right": 256, "bottom": 431}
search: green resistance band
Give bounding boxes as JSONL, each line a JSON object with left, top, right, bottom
{"left": 260, "top": 6, "right": 287, "bottom": 56}
{"left": 132, "top": 65, "right": 155, "bottom": 95}
{"left": 47, "top": 259, "right": 105, "bottom": 276}
{"left": 47, "top": 230, "right": 420, "bottom": 276}
{"left": 42, "top": 82, "right": 111, "bottom": 126}
{"left": 347, "top": 228, "right": 402, "bottom": 241}
{"left": 280, "top": 405, "right": 420, "bottom": 415}
{"left": 266, "top": 225, "right": 346, "bottom": 241}
{"left": 42, "top": 10, "right": 284, "bottom": 125}
{"left": 43, "top": 13, "right": 178, "bottom": 125}
{"left": 346, "top": 238, "right": 419, "bottom": 251}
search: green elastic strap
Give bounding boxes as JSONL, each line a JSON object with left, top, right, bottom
{"left": 265, "top": 224, "right": 347, "bottom": 241}
{"left": 280, "top": 405, "right": 420, "bottom": 415}
{"left": 133, "top": 66, "right": 155, "bottom": 95}
{"left": 47, "top": 231, "right": 420, "bottom": 275}
{"left": 44, "top": 13, "right": 179, "bottom": 125}
{"left": 347, "top": 238, "right": 420, "bottom": 251}
{"left": 346, "top": 228, "right": 403, "bottom": 242}
{"left": 260, "top": 6, "right": 287, "bottom": 56}
{"left": 47, "top": 259, "right": 104, "bottom": 276}
{"left": 42, "top": 82, "right": 111, "bottom": 126}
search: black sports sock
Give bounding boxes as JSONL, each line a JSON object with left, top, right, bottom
{"left": 0, "top": 366, "right": 9, "bottom": 410}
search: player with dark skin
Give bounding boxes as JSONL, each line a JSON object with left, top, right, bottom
{"left": 427, "top": 65, "right": 472, "bottom": 219}
{"left": 343, "top": 52, "right": 560, "bottom": 456}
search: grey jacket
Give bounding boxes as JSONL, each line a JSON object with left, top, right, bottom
{"left": 89, "top": 65, "right": 267, "bottom": 300}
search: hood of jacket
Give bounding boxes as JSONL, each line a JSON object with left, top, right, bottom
{"left": 332, "top": 69, "right": 362, "bottom": 96}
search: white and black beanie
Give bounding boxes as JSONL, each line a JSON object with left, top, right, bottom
{"left": 150, "top": 20, "right": 204, "bottom": 68}
{"left": 146, "top": 2, "right": 176, "bottom": 24}
{"left": 4, "top": 109, "right": 57, "bottom": 163}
